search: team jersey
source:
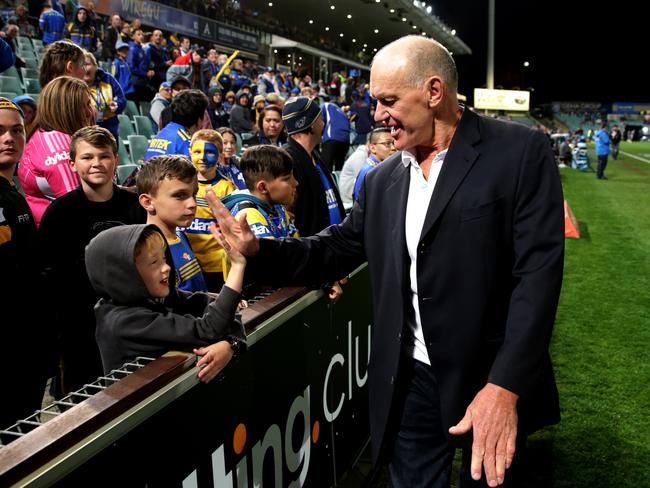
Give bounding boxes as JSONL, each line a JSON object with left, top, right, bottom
{"left": 39, "top": 10, "right": 66, "bottom": 44}
{"left": 353, "top": 155, "right": 380, "bottom": 202}
{"left": 18, "top": 129, "right": 80, "bottom": 226}
{"left": 313, "top": 159, "right": 343, "bottom": 225}
{"left": 168, "top": 232, "right": 207, "bottom": 293}
{"left": 67, "top": 22, "right": 95, "bottom": 49}
{"left": 144, "top": 122, "right": 192, "bottom": 160}
{"left": 182, "top": 174, "right": 236, "bottom": 274}
{"left": 225, "top": 191, "right": 298, "bottom": 239}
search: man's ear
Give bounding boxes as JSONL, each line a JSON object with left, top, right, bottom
{"left": 427, "top": 76, "right": 444, "bottom": 108}
{"left": 139, "top": 193, "right": 155, "bottom": 213}
{"left": 368, "top": 143, "right": 377, "bottom": 156}
{"left": 69, "top": 158, "right": 78, "bottom": 173}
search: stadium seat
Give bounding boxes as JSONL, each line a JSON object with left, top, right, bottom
{"left": 139, "top": 100, "right": 151, "bottom": 117}
{"left": 118, "top": 114, "right": 135, "bottom": 140}
{"left": 18, "top": 43, "right": 34, "bottom": 54}
{"left": 23, "top": 58, "right": 38, "bottom": 70}
{"left": 116, "top": 164, "right": 138, "bottom": 185}
{"left": 117, "top": 139, "right": 132, "bottom": 166}
{"left": 0, "top": 77, "right": 23, "bottom": 95}
{"left": 0, "top": 91, "right": 18, "bottom": 100}
{"left": 1, "top": 66, "right": 20, "bottom": 78}
{"left": 19, "top": 51, "right": 36, "bottom": 61}
{"left": 31, "top": 39, "right": 44, "bottom": 50}
{"left": 21, "top": 67, "right": 40, "bottom": 80}
{"left": 16, "top": 37, "right": 30, "bottom": 49}
{"left": 124, "top": 100, "right": 139, "bottom": 119}
{"left": 127, "top": 135, "right": 149, "bottom": 163}
{"left": 133, "top": 115, "right": 154, "bottom": 139}
{"left": 23, "top": 78, "right": 40, "bottom": 93}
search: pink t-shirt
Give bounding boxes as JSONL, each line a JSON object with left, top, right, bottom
{"left": 18, "top": 129, "right": 80, "bottom": 226}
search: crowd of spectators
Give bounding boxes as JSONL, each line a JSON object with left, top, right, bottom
{"left": 0, "top": 2, "right": 390, "bottom": 431}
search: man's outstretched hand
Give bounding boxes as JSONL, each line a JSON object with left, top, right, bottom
{"left": 205, "top": 188, "right": 260, "bottom": 257}
{"left": 449, "top": 383, "right": 518, "bottom": 487}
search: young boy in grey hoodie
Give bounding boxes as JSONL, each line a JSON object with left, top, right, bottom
{"left": 85, "top": 223, "right": 246, "bottom": 383}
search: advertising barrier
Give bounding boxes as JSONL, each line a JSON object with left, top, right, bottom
{"left": 1, "top": 266, "right": 373, "bottom": 487}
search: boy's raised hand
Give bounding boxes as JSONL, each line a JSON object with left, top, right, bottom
{"left": 205, "top": 189, "right": 260, "bottom": 257}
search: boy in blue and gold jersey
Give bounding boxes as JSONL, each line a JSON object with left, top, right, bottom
{"left": 221, "top": 145, "right": 298, "bottom": 240}
{"left": 183, "top": 129, "right": 236, "bottom": 292}
{"left": 144, "top": 89, "right": 208, "bottom": 160}
{"left": 137, "top": 155, "right": 207, "bottom": 293}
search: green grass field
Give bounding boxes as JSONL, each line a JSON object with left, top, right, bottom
{"left": 526, "top": 140, "right": 650, "bottom": 487}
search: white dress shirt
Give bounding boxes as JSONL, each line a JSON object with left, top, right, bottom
{"left": 403, "top": 148, "right": 447, "bottom": 365}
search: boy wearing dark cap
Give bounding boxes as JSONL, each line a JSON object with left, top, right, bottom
{"left": 111, "top": 40, "right": 135, "bottom": 98}
{"left": 282, "top": 96, "right": 345, "bottom": 237}
{"left": 149, "top": 81, "right": 173, "bottom": 133}
{"left": 12, "top": 95, "right": 37, "bottom": 127}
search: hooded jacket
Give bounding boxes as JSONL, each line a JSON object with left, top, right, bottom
{"left": 229, "top": 91, "right": 253, "bottom": 134}
{"left": 85, "top": 224, "right": 245, "bottom": 373}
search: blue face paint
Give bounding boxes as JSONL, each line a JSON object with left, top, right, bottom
{"left": 191, "top": 141, "right": 220, "bottom": 170}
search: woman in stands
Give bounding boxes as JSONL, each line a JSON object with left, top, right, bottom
{"left": 39, "top": 40, "right": 86, "bottom": 89}
{"left": 83, "top": 52, "right": 126, "bottom": 143}
{"left": 255, "top": 104, "right": 286, "bottom": 147}
{"left": 18, "top": 76, "right": 94, "bottom": 226}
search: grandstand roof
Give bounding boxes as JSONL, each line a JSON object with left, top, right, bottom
{"left": 246, "top": 0, "right": 471, "bottom": 58}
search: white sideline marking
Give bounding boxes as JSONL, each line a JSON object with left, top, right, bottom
{"left": 620, "top": 151, "right": 650, "bottom": 164}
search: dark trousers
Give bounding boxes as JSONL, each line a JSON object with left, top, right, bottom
{"left": 321, "top": 139, "right": 350, "bottom": 172}
{"left": 612, "top": 143, "right": 619, "bottom": 160}
{"left": 597, "top": 155, "right": 608, "bottom": 178}
{"left": 387, "top": 358, "right": 526, "bottom": 488}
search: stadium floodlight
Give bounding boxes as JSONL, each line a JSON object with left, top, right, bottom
{"left": 451, "top": 29, "right": 456, "bottom": 35}
{"left": 390, "top": 8, "right": 395, "bottom": 13}
{"left": 330, "top": 5, "right": 335, "bottom": 10}
{"left": 309, "top": 19, "right": 314, "bottom": 24}
{"left": 347, "top": 14, "right": 352, "bottom": 19}
{"left": 426, "top": 5, "right": 432, "bottom": 13}
{"left": 523, "top": 61, "right": 530, "bottom": 67}
{"left": 374, "top": 29, "right": 379, "bottom": 33}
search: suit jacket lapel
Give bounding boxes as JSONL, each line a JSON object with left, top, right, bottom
{"left": 419, "top": 108, "right": 481, "bottom": 244}
{"left": 386, "top": 158, "right": 410, "bottom": 293}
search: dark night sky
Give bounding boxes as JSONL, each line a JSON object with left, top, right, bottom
{"left": 434, "top": 0, "right": 648, "bottom": 106}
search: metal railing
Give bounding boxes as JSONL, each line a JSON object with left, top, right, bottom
{"left": 0, "top": 357, "right": 155, "bottom": 448}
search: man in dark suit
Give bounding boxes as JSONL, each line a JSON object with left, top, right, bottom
{"left": 207, "top": 35, "right": 564, "bottom": 487}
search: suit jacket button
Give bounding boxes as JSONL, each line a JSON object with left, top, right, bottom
{"left": 390, "top": 376, "right": 394, "bottom": 385}
{"left": 397, "top": 332, "right": 402, "bottom": 341}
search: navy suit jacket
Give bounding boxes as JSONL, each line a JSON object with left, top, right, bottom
{"left": 249, "top": 107, "right": 564, "bottom": 463}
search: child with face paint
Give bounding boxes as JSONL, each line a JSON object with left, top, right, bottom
{"left": 184, "top": 130, "right": 237, "bottom": 292}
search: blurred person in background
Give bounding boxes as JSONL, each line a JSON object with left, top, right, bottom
{"left": 12, "top": 95, "right": 37, "bottom": 129}
{"left": 610, "top": 125, "right": 621, "bottom": 160}
{"left": 207, "top": 87, "right": 229, "bottom": 129}
{"left": 67, "top": 5, "right": 96, "bottom": 53}
{"left": 39, "top": 39, "right": 86, "bottom": 89}
{"left": 83, "top": 52, "right": 126, "bottom": 143}
{"left": 595, "top": 122, "right": 610, "bottom": 180}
